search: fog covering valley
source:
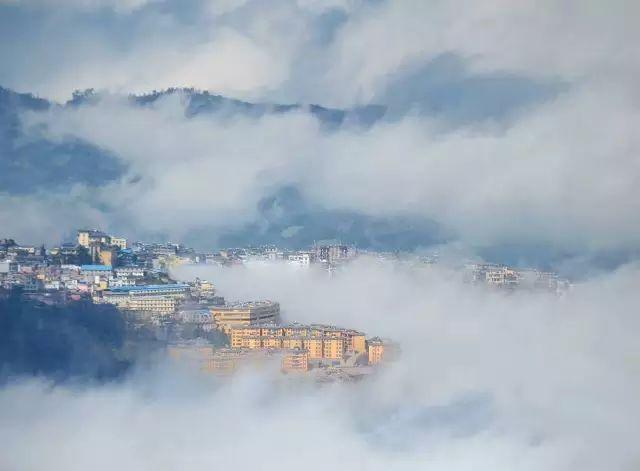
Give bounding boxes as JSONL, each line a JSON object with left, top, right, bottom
{"left": 1, "top": 258, "right": 639, "bottom": 470}
{"left": 0, "top": 0, "right": 639, "bottom": 469}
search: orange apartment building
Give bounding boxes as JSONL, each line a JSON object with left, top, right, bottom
{"left": 303, "top": 337, "right": 324, "bottom": 359}
{"left": 367, "top": 337, "right": 384, "bottom": 364}
{"left": 229, "top": 323, "right": 367, "bottom": 362}
{"left": 281, "top": 350, "right": 309, "bottom": 372}
{"left": 367, "top": 337, "right": 399, "bottom": 365}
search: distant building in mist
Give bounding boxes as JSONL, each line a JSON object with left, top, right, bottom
{"left": 367, "top": 337, "right": 399, "bottom": 365}
{"left": 287, "top": 252, "right": 313, "bottom": 267}
{"left": 312, "top": 240, "right": 355, "bottom": 265}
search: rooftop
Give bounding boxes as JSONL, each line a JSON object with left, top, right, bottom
{"left": 80, "top": 265, "right": 113, "bottom": 271}
{"left": 231, "top": 323, "right": 365, "bottom": 335}
{"left": 108, "top": 283, "right": 189, "bottom": 292}
{"left": 214, "top": 300, "right": 278, "bottom": 310}
{"left": 78, "top": 229, "right": 109, "bottom": 237}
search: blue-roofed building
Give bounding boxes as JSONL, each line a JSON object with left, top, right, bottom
{"left": 81, "top": 264, "right": 113, "bottom": 273}
{"left": 106, "top": 283, "right": 190, "bottom": 298}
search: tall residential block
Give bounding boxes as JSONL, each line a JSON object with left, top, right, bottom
{"left": 229, "top": 323, "right": 367, "bottom": 363}
{"left": 210, "top": 301, "right": 280, "bottom": 333}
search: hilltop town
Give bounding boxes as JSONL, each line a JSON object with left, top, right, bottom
{"left": 0, "top": 229, "right": 570, "bottom": 379}
{"left": 0, "top": 230, "right": 405, "bottom": 379}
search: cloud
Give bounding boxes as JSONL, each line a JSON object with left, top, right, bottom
{"left": 0, "top": 0, "right": 157, "bottom": 13}
{"left": 1, "top": 3, "right": 639, "bottom": 469}
{"left": 1, "top": 259, "right": 639, "bottom": 470}
{"left": 0, "top": 0, "right": 349, "bottom": 102}
{"left": 18, "top": 92, "right": 321, "bottom": 242}
{"left": 0, "top": 190, "right": 111, "bottom": 244}
{"left": 0, "top": 3, "right": 638, "bottom": 468}
{"left": 13, "top": 77, "right": 639, "bottom": 257}
{"left": 1, "top": 0, "right": 635, "bottom": 105}
{"left": 0, "top": 0, "right": 639, "bottom": 261}
{"left": 305, "top": 81, "right": 640, "bottom": 252}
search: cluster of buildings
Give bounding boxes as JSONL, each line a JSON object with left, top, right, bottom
{"left": 465, "top": 263, "right": 571, "bottom": 294}
{"left": 169, "top": 324, "right": 396, "bottom": 376}
{"left": 76, "top": 229, "right": 127, "bottom": 266}
{"left": 0, "top": 230, "right": 217, "bottom": 308}
{"left": 229, "top": 323, "right": 366, "bottom": 366}
{"left": 0, "top": 229, "right": 395, "bottom": 380}
{"left": 5, "top": 227, "right": 577, "bottom": 380}
{"left": 168, "top": 344, "right": 314, "bottom": 375}
{"left": 169, "top": 304, "right": 397, "bottom": 375}
{"left": 204, "top": 241, "right": 356, "bottom": 270}
{"left": 169, "top": 302, "right": 396, "bottom": 375}
{"left": 229, "top": 323, "right": 396, "bottom": 368}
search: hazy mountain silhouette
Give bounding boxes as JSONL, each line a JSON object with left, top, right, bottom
{"left": 0, "top": 87, "right": 126, "bottom": 195}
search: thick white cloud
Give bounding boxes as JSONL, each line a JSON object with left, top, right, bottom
{"left": 0, "top": 0, "right": 156, "bottom": 12}
{"left": 20, "top": 93, "right": 320, "bottom": 242}
{"left": 0, "top": 0, "right": 635, "bottom": 105}
{"left": 16, "top": 25, "right": 287, "bottom": 102}
{"left": 305, "top": 81, "right": 640, "bottom": 251}
{"left": 19, "top": 76, "right": 640, "bottom": 253}
{"left": 2, "top": 259, "right": 640, "bottom": 470}
{"left": 2, "top": 0, "right": 640, "bottom": 256}
{"left": 324, "top": 0, "right": 639, "bottom": 104}
{"left": 1, "top": 3, "right": 638, "bottom": 468}
{"left": 0, "top": 190, "right": 110, "bottom": 244}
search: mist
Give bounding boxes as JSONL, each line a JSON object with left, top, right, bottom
{"left": 1, "top": 0, "right": 639, "bottom": 260}
{"left": 1, "top": 1, "right": 639, "bottom": 469}
{"left": 1, "top": 259, "right": 638, "bottom": 470}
